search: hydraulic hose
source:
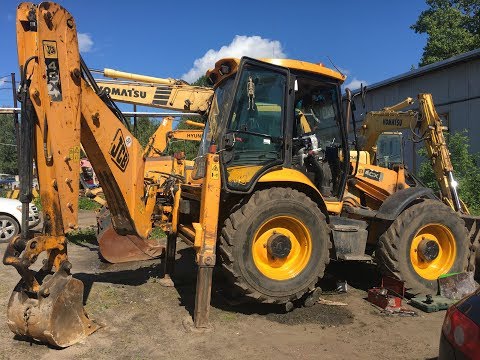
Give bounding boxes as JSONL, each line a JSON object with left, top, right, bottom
{"left": 18, "top": 56, "right": 38, "bottom": 248}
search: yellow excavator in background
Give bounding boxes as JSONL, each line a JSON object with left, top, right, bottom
{"left": 347, "top": 93, "right": 466, "bottom": 213}
{"left": 4, "top": 2, "right": 479, "bottom": 348}
{"left": 342, "top": 92, "right": 480, "bottom": 284}
{"left": 94, "top": 68, "right": 213, "bottom": 115}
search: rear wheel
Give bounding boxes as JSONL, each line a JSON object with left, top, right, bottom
{"left": 0, "top": 214, "right": 20, "bottom": 243}
{"left": 218, "top": 187, "right": 331, "bottom": 303}
{"left": 376, "top": 200, "right": 470, "bottom": 295}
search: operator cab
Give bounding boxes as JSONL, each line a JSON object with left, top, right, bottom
{"left": 196, "top": 57, "right": 348, "bottom": 200}
{"left": 292, "top": 75, "right": 345, "bottom": 198}
{"left": 375, "top": 132, "right": 404, "bottom": 169}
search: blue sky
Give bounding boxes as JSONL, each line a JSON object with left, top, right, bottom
{"left": 0, "top": 0, "right": 428, "bottom": 106}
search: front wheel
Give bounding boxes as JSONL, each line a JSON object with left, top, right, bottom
{"left": 218, "top": 187, "right": 331, "bottom": 304}
{"left": 376, "top": 200, "right": 470, "bottom": 295}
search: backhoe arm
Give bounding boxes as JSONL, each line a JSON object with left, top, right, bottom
{"left": 2, "top": 2, "right": 159, "bottom": 346}
{"left": 417, "top": 93, "right": 461, "bottom": 211}
{"left": 14, "top": 3, "right": 154, "bottom": 241}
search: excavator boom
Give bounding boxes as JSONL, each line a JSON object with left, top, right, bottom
{"left": 95, "top": 69, "right": 213, "bottom": 114}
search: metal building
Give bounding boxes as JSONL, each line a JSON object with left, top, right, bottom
{"left": 351, "top": 48, "right": 480, "bottom": 172}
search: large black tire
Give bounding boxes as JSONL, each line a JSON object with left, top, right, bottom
{"left": 376, "top": 200, "right": 470, "bottom": 295}
{"left": 218, "top": 187, "right": 331, "bottom": 304}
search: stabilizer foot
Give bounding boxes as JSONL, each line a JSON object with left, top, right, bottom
{"left": 158, "top": 275, "right": 175, "bottom": 287}
{"left": 182, "top": 316, "right": 214, "bottom": 333}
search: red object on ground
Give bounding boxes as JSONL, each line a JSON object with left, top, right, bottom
{"left": 367, "top": 276, "right": 405, "bottom": 310}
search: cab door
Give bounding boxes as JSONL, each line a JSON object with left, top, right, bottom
{"left": 221, "top": 58, "right": 291, "bottom": 192}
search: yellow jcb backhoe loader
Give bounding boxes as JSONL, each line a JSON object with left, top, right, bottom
{"left": 3, "top": 2, "right": 479, "bottom": 348}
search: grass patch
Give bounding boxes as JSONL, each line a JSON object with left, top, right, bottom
{"left": 33, "top": 195, "right": 42, "bottom": 211}
{"left": 31, "top": 196, "right": 100, "bottom": 212}
{"left": 67, "top": 227, "right": 97, "bottom": 245}
{"left": 149, "top": 227, "right": 166, "bottom": 239}
{"left": 219, "top": 312, "right": 238, "bottom": 322}
{"left": 79, "top": 196, "right": 102, "bottom": 211}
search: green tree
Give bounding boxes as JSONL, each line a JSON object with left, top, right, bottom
{"left": 417, "top": 131, "right": 480, "bottom": 214}
{"left": 0, "top": 114, "right": 18, "bottom": 174}
{"left": 133, "top": 117, "right": 158, "bottom": 148}
{"left": 412, "top": 0, "right": 480, "bottom": 66}
{"left": 191, "top": 75, "right": 212, "bottom": 88}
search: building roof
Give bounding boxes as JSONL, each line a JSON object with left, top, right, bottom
{"left": 359, "top": 48, "right": 480, "bottom": 93}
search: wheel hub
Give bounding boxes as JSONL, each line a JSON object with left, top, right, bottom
{"left": 267, "top": 233, "right": 292, "bottom": 259}
{"left": 418, "top": 238, "right": 440, "bottom": 261}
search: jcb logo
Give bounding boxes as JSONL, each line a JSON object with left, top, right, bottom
{"left": 42, "top": 40, "right": 58, "bottom": 58}
{"left": 110, "top": 129, "right": 129, "bottom": 172}
{"left": 45, "top": 44, "right": 56, "bottom": 55}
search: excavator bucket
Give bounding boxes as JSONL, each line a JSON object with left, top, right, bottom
{"left": 6, "top": 266, "right": 99, "bottom": 348}
{"left": 97, "top": 207, "right": 164, "bottom": 263}
{"left": 97, "top": 225, "right": 165, "bottom": 263}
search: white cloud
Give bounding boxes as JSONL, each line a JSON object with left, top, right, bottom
{"left": 0, "top": 77, "right": 8, "bottom": 87}
{"left": 344, "top": 78, "right": 368, "bottom": 90}
{"left": 78, "top": 33, "right": 93, "bottom": 52}
{"left": 182, "top": 35, "right": 286, "bottom": 83}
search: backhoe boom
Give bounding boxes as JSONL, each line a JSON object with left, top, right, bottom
{"left": 2, "top": 2, "right": 161, "bottom": 346}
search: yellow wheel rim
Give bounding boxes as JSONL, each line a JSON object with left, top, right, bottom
{"left": 252, "top": 216, "right": 312, "bottom": 281}
{"left": 410, "top": 223, "right": 456, "bottom": 280}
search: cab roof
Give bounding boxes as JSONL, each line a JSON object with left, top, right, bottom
{"left": 206, "top": 57, "right": 346, "bottom": 87}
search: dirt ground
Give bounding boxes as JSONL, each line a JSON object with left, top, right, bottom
{"left": 0, "top": 210, "right": 445, "bottom": 360}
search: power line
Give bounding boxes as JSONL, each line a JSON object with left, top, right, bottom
{"left": 0, "top": 142, "right": 16, "bottom": 147}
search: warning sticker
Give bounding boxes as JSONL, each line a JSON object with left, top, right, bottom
{"left": 211, "top": 164, "right": 219, "bottom": 179}
{"left": 68, "top": 146, "right": 80, "bottom": 162}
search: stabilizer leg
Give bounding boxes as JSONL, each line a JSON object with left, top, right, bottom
{"left": 193, "top": 265, "right": 214, "bottom": 328}
{"left": 159, "top": 233, "right": 177, "bottom": 287}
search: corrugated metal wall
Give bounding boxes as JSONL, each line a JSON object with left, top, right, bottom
{"left": 351, "top": 56, "right": 480, "bottom": 173}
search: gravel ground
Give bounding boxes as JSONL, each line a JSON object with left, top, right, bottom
{"left": 0, "top": 211, "right": 446, "bottom": 360}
